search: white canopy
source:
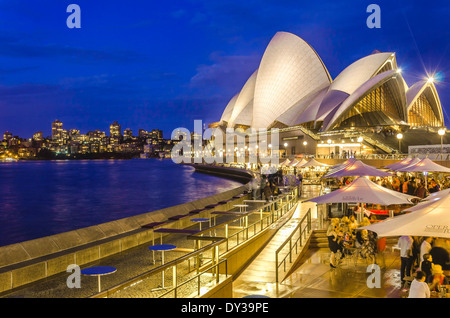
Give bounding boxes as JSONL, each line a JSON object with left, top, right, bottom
{"left": 307, "top": 176, "right": 417, "bottom": 206}
{"left": 279, "top": 159, "right": 292, "bottom": 166}
{"left": 297, "top": 158, "right": 329, "bottom": 168}
{"left": 384, "top": 157, "right": 416, "bottom": 171}
{"left": 291, "top": 158, "right": 308, "bottom": 167}
{"left": 396, "top": 158, "right": 450, "bottom": 173}
{"left": 322, "top": 159, "right": 391, "bottom": 178}
{"left": 361, "top": 192, "right": 450, "bottom": 238}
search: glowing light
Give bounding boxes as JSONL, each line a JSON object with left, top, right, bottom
{"left": 397, "top": 133, "right": 403, "bottom": 140}
{"left": 438, "top": 128, "right": 446, "bottom": 136}
{"left": 427, "top": 77, "right": 435, "bottom": 83}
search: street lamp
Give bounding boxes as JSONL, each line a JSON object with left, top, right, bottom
{"left": 327, "top": 139, "right": 332, "bottom": 157}
{"left": 357, "top": 137, "right": 363, "bottom": 157}
{"left": 396, "top": 133, "right": 403, "bottom": 154}
{"left": 438, "top": 128, "right": 446, "bottom": 160}
{"left": 303, "top": 141, "right": 307, "bottom": 155}
{"left": 283, "top": 142, "right": 288, "bottom": 158}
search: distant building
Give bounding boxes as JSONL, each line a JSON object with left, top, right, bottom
{"left": 52, "top": 120, "right": 63, "bottom": 142}
{"left": 123, "top": 128, "right": 133, "bottom": 141}
{"left": 110, "top": 121, "right": 122, "bottom": 138}
{"left": 3, "top": 131, "right": 12, "bottom": 142}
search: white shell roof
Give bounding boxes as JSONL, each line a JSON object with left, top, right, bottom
{"left": 252, "top": 32, "right": 332, "bottom": 128}
{"left": 218, "top": 32, "right": 443, "bottom": 132}
{"left": 329, "top": 52, "right": 396, "bottom": 95}
{"left": 220, "top": 93, "right": 238, "bottom": 123}
{"left": 228, "top": 70, "right": 258, "bottom": 127}
{"left": 321, "top": 70, "right": 405, "bottom": 131}
{"left": 406, "top": 80, "right": 443, "bottom": 123}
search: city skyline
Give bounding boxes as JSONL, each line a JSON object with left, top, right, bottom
{"left": 0, "top": 1, "right": 449, "bottom": 139}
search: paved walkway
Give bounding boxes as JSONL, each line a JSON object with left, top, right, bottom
{"left": 232, "top": 185, "right": 405, "bottom": 298}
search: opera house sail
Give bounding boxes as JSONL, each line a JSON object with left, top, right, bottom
{"left": 212, "top": 32, "right": 445, "bottom": 157}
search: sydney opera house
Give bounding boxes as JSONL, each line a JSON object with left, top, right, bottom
{"left": 211, "top": 32, "right": 446, "bottom": 157}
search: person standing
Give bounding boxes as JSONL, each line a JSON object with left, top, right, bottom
{"left": 420, "top": 237, "right": 433, "bottom": 268}
{"left": 398, "top": 235, "right": 414, "bottom": 283}
{"left": 327, "top": 218, "right": 340, "bottom": 268}
{"left": 297, "top": 172, "right": 303, "bottom": 198}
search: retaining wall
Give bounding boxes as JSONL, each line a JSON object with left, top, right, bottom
{"left": 0, "top": 165, "right": 253, "bottom": 294}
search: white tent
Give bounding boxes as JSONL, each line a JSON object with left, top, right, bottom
{"left": 296, "top": 158, "right": 329, "bottom": 168}
{"left": 361, "top": 192, "right": 450, "bottom": 238}
{"left": 322, "top": 159, "right": 391, "bottom": 178}
{"left": 397, "top": 158, "right": 450, "bottom": 173}
{"left": 279, "top": 159, "right": 292, "bottom": 166}
{"left": 292, "top": 158, "right": 308, "bottom": 167}
{"left": 307, "top": 176, "right": 417, "bottom": 206}
{"left": 288, "top": 159, "right": 300, "bottom": 166}
{"left": 396, "top": 158, "right": 450, "bottom": 189}
{"left": 384, "top": 157, "right": 415, "bottom": 171}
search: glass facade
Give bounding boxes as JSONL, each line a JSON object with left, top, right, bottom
{"left": 332, "top": 80, "right": 403, "bottom": 129}
{"left": 408, "top": 91, "right": 442, "bottom": 127}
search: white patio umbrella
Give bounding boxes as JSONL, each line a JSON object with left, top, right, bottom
{"left": 384, "top": 157, "right": 415, "bottom": 171}
{"left": 322, "top": 159, "right": 392, "bottom": 178}
{"left": 397, "top": 158, "right": 450, "bottom": 173}
{"left": 423, "top": 188, "right": 450, "bottom": 201}
{"left": 396, "top": 158, "right": 450, "bottom": 189}
{"left": 360, "top": 192, "right": 450, "bottom": 238}
{"left": 307, "top": 176, "right": 417, "bottom": 222}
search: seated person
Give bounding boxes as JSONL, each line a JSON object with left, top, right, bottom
{"left": 408, "top": 271, "right": 430, "bottom": 298}
{"left": 421, "top": 253, "right": 433, "bottom": 279}
{"left": 427, "top": 264, "right": 449, "bottom": 292}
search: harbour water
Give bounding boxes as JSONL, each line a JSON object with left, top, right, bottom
{"left": 0, "top": 159, "right": 243, "bottom": 247}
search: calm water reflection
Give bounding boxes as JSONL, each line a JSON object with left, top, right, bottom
{"left": 0, "top": 159, "right": 243, "bottom": 247}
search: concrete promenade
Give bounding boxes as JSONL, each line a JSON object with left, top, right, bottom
{"left": 0, "top": 183, "right": 406, "bottom": 299}
{"left": 232, "top": 190, "right": 404, "bottom": 298}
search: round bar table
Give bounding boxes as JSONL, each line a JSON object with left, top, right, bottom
{"left": 148, "top": 244, "right": 176, "bottom": 290}
{"left": 81, "top": 266, "right": 117, "bottom": 293}
{"left": 190, "top": 218, "right": 210, "bottom": 231}
{"left": 234, "top": 204, "right": 249, "bottom": 212}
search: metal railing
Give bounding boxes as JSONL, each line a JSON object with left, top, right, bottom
{"left": 275, "top": 208, "right": 312, "bottom": 283}
{"left": 91, "top": 187, "right": 300, "bottom": 298}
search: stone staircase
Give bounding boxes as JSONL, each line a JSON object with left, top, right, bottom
{"left": 309, "top": 229, "right": 329, "bottom": 249}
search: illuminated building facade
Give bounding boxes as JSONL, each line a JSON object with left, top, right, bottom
{"left": 213, "top": 32, "right": 446, "bottom": 156}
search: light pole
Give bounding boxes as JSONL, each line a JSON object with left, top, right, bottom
{"left": 357, "top": 137, "right": 363, "bottom": 157}
{"left": 327, "top": 139, "right": 332, "bottom": 157}
{"left": 284, "top": 142, "right": 288, "bottom": 158}
{"left": 303, "top": 141, "right": 308, "bottom": 155}
{"left": 438, "top": 128, "right": 446, "bottom": 160}
{"left": 396, "top": 133, "right": 403, "bottom": 155}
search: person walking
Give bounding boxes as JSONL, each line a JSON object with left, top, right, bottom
{"left": 398, "top": 235, "right": 414, "bottom": 283}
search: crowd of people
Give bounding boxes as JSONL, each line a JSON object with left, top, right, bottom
{"left": 398, "top": 235, "right": 450, "bottom": 298}
{"left": 249, "top": 171, "right": 303, "bottom": 201}
{"left": 326, "top": 215, "right": 381, "bottom": 268}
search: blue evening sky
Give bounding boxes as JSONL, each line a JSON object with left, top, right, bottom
{"left": 0, "top": 0, "right": 448, "bottom": 138}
